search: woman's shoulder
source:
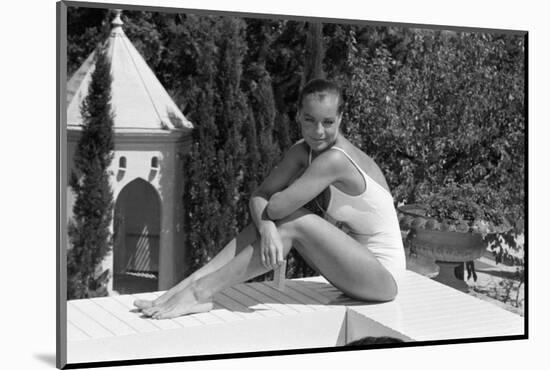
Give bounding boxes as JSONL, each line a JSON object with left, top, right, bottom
{"left": 337, "top": 141, "right": 390, "bottom": 189}
{"left": 293, "top": 139, "right": 315, "bottom": 154}
{"left": 283, "top": 139, "right": 309, "bottom": 165}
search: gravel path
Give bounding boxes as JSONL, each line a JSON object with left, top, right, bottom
{"left": 465, "top": 257, "right": 524, "bottom": 317}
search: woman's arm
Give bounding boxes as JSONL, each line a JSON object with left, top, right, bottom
{"left": 266, "top": 148, "right": 348, "bottom": 220}
{"left": 249, "top": 142, "right": 306, "bottom": 229}
{"left": 248, "top": 142, "right": 307, "bottom": 269}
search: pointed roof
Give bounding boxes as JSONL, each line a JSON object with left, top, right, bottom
{"left": 67, "top": 10, "right": 193, "bottom": 135}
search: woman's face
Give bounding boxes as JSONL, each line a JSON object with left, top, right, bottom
{"left": 298, "top": 92, "right": 343, "bottom": 153}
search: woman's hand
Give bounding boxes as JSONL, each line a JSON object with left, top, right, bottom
{"left": 258, "top": 222, "right": 285, "bottom": 271}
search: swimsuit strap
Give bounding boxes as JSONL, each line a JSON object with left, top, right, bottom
{"left": 308, "top": 145, "right": 367, "bottom": 185}
{"left": 328, "top": 146, "right": 368, "bottom": 195}
{"left": 328, "top": 146, "right": 393, "bottom": 198}
{"left": 328, "top": 146, "right": 366, "bottom": 178}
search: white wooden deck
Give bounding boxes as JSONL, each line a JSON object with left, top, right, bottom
{"left": 67, "top": 270, "right": 524, "bottom": 364}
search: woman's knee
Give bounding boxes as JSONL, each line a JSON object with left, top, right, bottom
{"left": 275, "top": 207, "right": 316, "bottom": 240}
{"left": 346, "top": 274, "right": 398, "bottom": 302}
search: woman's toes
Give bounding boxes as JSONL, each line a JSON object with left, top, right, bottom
{"left": 198, "top": 302, "right": 214, "bottom": 313}
{"left": 133, "top": 299, "right": 153, "bottom": 309}
{"left": 153, "top": 309, "right": 173, "bottom": 320}
{"left": 142, "top": 306, "right": 162, "bottom": 316}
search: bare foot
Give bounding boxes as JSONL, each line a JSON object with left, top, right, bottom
{"left": 142, "top": 285, "right": 213, "bottom": 320}
{"left": 133, "top": 277, "right": 194, "bottom": 310}
{"left": 133, "top": 299, "right": 154, "bottom": 310}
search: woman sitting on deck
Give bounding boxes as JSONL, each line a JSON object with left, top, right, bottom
{"left": 135, "top": 78, "right": 406, "bottom": 319}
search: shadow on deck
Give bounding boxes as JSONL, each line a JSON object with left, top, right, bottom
{"left": 65, "top": 271, "right": 525, "bottom": 366}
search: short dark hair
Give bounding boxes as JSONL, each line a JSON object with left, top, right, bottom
{"left": 298, "top": 78, "right": 344, "bottom": 114}
{"left": 345, "top": 336, "right": 405, "bottom": 346}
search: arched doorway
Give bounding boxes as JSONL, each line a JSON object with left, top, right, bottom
{"left": 113, "top": 178, "right": 161, "bottom": 294}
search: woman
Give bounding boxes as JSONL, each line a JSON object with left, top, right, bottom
{"left": 135, "top": 79, "right": 406, "bottom": 319}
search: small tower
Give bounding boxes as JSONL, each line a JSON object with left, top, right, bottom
{"left": 67, "top": 10, "right": 193, "bottom": 294}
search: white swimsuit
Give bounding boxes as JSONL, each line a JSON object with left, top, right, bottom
{"left": 309, "top": 146, "right": 406, "bottom": 280}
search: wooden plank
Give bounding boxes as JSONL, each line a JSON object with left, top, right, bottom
{"left": 261, "top": 282, "right": 332, "bottom": 311}
{"left": 285, "top": 281, "right": 332, "bottom": 305}
{"left": 410, "top": 320, "right": 523, "bottom": 341}
{"left": 207, "top": 307, "right": 245, "bottom": 323}
{"left": 396, "top": 286, "right": 519, "bottom": 314}
{"left": 67, "top": 308, "right": 348, "bottom": 364}
{"left": 67, "top": 320, "right": 90, "bottom": 341}
{"left": 179, "top": 311, "right": 223, "bottom": 326}
{"left": 233, "top": 283, "right": 301, "bottom": 316}
{"left": 196, "top": 310, "right": 232, "bottom": 324}
{"left": 249, "top": 282, "right": 316, "bottom": 313}
{"left": 298, "top": 280, "right": 338, "bottom": 293}
{"left": 396, "top": 301, "right": 519, "bottom": 322}
{"left": 403, "top": 311, "right": 523, "bottom": 335}
{"left": 347, "top": 270, "right": 524, "bottom": 341}
{"left": 170, "top": 314, "right": 205, "bottom": 327}
{"left": 90, "top": 297, "right": 160, "bottom": 334}
{"left": 66, "top": 269, "right": 523, "bottom": 365}
{"left": 71, "top": 299, "right": 138, "bottom": 336}
{"left": 303, "top": 286, "right": 345, "bottom": 302}
{"left": 315, "top": 285, "right": 339, "bottom": 291}
{"left": 399, "top": 286, "right": 476, "bottom": 300}
{"left": 303, "top": 270, "right": 523, "bottom": 340}
{"left": 368, "top": 304, "right": 521, "bottom": 333}
{"left": 206, "top": 298, "right": 247, "bottom": 323}
{"left": 67, "top": 302, "right": 115, "bottom": 339}
{"left": 224, "top": 286, "right": 281, "bottom": 318}
{"left": 214, "top": 292, "right": 265, "bottom": 320}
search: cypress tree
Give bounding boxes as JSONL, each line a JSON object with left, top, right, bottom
{"left": 242, "top": 100, "right": 260, "bottom": 225}
{"left": 183, "top": 17, "right": 266, "bottom": 274}
{"left": 181, "top": 16, "right": 250, "bottom": 273}
{"left": 303, "top": 21, "right": 326, "bottom": 84}
{"left": 247, "top": 67, "right": 280, "bottom": 182}
{"left": 183, "top": 85, "right": 222, "bottom": 274}
{"left": 67, "top": 48, "right": 115, "bottom": 299}
{"left": 181, "top": 16, "right": 223, "bottom": 274}
{"left": 214, "top": 17, "right": 249, "bottom": 234}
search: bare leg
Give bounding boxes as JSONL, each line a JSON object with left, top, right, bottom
{"left": 142, "top": 232, "right": 284, "bottom": 318}
{"left": 289, "top": 212, "right": 397, "bottom": 301}
{"left": 134, "top": 223, "right": 258, "bottom": 309}
{"left": 145, "top": 208, "right": 397, "bottom": 319}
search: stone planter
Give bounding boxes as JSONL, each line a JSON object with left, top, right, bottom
{"left": 398, "top": 204, "right": 487, "bottom": 292}
{"left": 406, "top": 228, "right": 485, "bottom": 262}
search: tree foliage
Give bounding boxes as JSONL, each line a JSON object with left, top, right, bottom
{"left": 341, "top": 27, "right": 525, "bottom": 264}
{"left": 342, "top": 29, "right": 524, "bottom": 223}
{"left": 67, "top": 48, "right": 115, "bottom": 299}
{"left": 67, "top": 7, "right": 525, "bottom": 280}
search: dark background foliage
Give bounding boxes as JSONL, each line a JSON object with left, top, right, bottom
{"left": 67, "top": 49, "right": 114, "bottom": 299}
{"left": 67, "top": 7, "right": 525, "bottom": 282}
